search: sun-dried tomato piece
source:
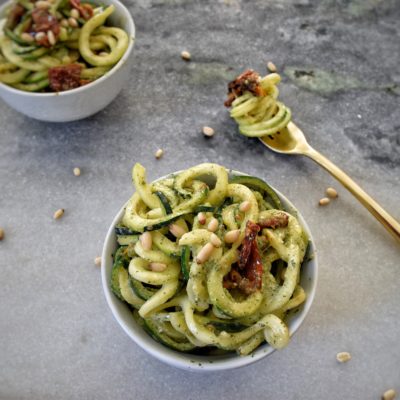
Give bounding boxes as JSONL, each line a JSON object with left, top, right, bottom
{"left": 31, "top": 8, "right": 60, "bottom": 47}
{"left": 48, "top": 64, "right": 83, "bottom": 92}
{"left": 223, "top": 221, "right": 264, "bottom": 295}
{"left": 258, "top": 212, "right": 289, "bottom": 229}
{"left": 70, "top": 0, "right": 93, "bottom": 20}
{"left": 239, "top": 221, "right": 260, "bottom": 269}
{"left": 243, "top": 238, "right": 263, "bottom": 292}
{"left": 224, "top": 69, "right": 265, "bottom": 107}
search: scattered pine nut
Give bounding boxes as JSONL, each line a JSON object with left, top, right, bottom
{"left": 382, "top": 389, "right": 396, "bottom": 400}
{"left": 0, "top": 228, "right": 4, "bottom": 241}
{"left": 169, "top": 223, "right": 186, "bottom": 238}
{"left": 202, "top": 126, "right": 215, "bottom": 137}
{"left": 21, "top": 32, "right": 34, "bottom": 42}
{"left": 61, "top": 19, "right": 69, "bottom": 27}
{"left": 210, "top": 233, "right": 222, "bottom": 248}
{"left": 155, "top": 148, "right": 164, "bottom": 159}
{"left": 336, "top": 351, "right": 351, "bottom": 363}
{"left": 149, "top": 262, "right": 167, "bottom": 272}
{"left": 73, "top": 167, "right": 81, "bottom": 176}
{"left": 197, "top": 212, "right": 206, "bottom": 225}
{"left": 70, "top": 8, "right": 80, "bottom": 19}
{"left": 53, "top": 208, "right": 64, "bottom": 219}
{"left": 326, "top": 187, "right": 338, "bottom": 198}
{"left": 196, "top": 242, "right": 214, "bottom": 264}
{"left": 224, "top": 229, "right": 240, "bottom": 243}
{"left": 35, "top": 32, "right": 46, "bottom": 42}
{"left": 94, "top": 256, "right": 101, "bottom": 266}
{"left": 36, "top": 0, "right": 51, "bottom": 9}
{"left": 68, "top": 17, "right": 78, "bottom": 28}
{"left": 319, "top": 197, "right": 330, "bottom": 206}
{"left": 239, "top": 200, "right": 251, "bottom": 212}
{"left": 207, "top": 217, "right": 219, "bottom": 232}
{"left": 181, "top": 50, "right": 191, "bottom": 61}
{"left": 47, "top": 30, "right": 56, "bottom": 46}
{"left": 267, "top": 61, "right": 277, "bottom": 72}
{"left": 140, "top": 231, "right": 152, "bottom": 251}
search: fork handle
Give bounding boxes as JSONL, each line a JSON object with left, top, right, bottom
{"left": 305, "top": 147, "right": 400, "bottom": 244}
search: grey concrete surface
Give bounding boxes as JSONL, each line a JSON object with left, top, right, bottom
{"left": 0, "top": 0, "right": 399, "bottom": 399}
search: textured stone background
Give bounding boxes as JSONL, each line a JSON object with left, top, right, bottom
{"left": 0, "top": 0, "right": 399, "bottom": 399}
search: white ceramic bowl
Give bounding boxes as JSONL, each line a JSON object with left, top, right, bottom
{"left": 101, "top": 170, "right": 318, "bottom": 372}
{"left": 0, "top": 0, "right": 135, "bottom": 122}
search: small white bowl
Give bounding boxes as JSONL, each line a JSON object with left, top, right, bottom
{"left": 101, "top": 170, "right": 318, "bottom": 372}
{"left": 0, "top": 0, "right": 135, "bottom": 122}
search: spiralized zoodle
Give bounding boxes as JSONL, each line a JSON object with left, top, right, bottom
{"left": 225, "top": 69, "right": 291, "bottom": 137}
{"left": 0, "top": 0, "right": 129, "bottom": 92}
{"left": 111, "top": 163, "right": 309, "bottom": 355}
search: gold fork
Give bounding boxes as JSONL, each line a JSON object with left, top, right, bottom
{"left": 260, "top": 121, "right": 400, "bottom": 243}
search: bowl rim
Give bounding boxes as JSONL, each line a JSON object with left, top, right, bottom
{"left": 101, "top": 169, "right": 318, "bottom": 372}
{"left": 0, "top": 0, "right": 135, "bottom": 97}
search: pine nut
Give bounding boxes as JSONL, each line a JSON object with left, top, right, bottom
{"left": 224, "top": 229, "right": 240, "bottom": 243}
{"left": 70, "top": 8, "right": 80, "bottom": 19}
{"left": 99, "top": 52, "right": 109, "bottom": 57}
{"left": 196, "top": 242, "right": 214, "bottom": 264}
{"left": 35, "top": 32, "right": 46, "bottom": 41}
{"left": 21, "top": 32, "right": 34, "bottom": 42}
{"left": 61, "top": 19, "right": 69, "bottom": 27}
{"left": 47, "top": 30, "right": 56, "bottom": 46}
{"left": 267, "top": 61, "right": 277, "bottom": 72}
{"left": 68, "top": 17, "right": 78, "bottom": 27}
{"left": 94, "top": 256, "right": 101, "bottom": 266}
{"left": 239, "top": 200, "right": 251, "bottom": 212}
{"left": 326, "top": 187, "right": 338, "bottom": 198}
{"left": 181, "top": 50, "right": 191, "bottom": 61}
{"left": 169, "top": 223, "right": 186, "bottom": 238}
{"left": 0, "top": 228, "right": 4, "bottom": 240}
{"left": 207, "top": 217, "right": 219, "bottom": 232}
{"left": 210, "top": 233, "right": 222, "bottom": 248}
{"left": 202, "top": 126, "right": 214, "bottom": 137}
{"left": 336, "top": 351, "right": 351, "bottom": 363}
{"left": 382, "top": 389, "right": 396, "bottom": 400}
{"left": 149, "top": 262, "right": 167, "bottom": 272}
{"left": 319, "top": 197, "right": 330, "bottom": 206}
{"left": 36, "top": 1, "right": 51, "bottom": 9}
{"left": 197, "top": 212, "right": 206, "bottom": 225}
{"left": 53, "top": 208, "right": 64, "bottom": 219}
{"left": 155, "top": 148, "right": 163, "bottom": 159}
{"left": 73, "top": 167, "right": 81, "bottom": 176}
{"left": 140, "top": 231, "right": 152, "bottom": 251}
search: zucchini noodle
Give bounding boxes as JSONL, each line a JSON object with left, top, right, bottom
{"left": 0, "top": 0, "right": 130, "bottom": 92}
{"left": 225, "top": 69, "right": 291, "bottom": 137}
{"left": 111, "top": 163, "right": 309, "bottom": 355}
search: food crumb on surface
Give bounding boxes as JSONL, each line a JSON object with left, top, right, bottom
{"left": 0, "top": 228, "right": 4, "bottom": 241}
{"left": 319, "top": 197, "right": 330, "bottom": 206}
{"left": 267, "top": 61, "right": 277, "bottom": 72}
{"left": 181, "top": 50, "right": 191, "bottom": 61}
{"left": 326, "top": 187, "right": 338, "bottom": 198}
{"left": 336, "top": 351, "right": 351, "bottom": 363}
{"left": 94, "top": 256, "right": 102, "bottom": 266}
{"left": 53, "top": 208, "right": 65, "bottom": 219}
{"left": 202, "top": 126, "right": 215, "bottom": 137}
{"left": 155, "top": 148, "right": 164, "bottom": 159}
{"left": 73, "top": 167, "right": 81, "bottom": 176}
{"left": 382, "top": 389, "right": 396, "bottom": 400}
{"left": 357, "top": 114, "right": 362, "bottom": 119}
